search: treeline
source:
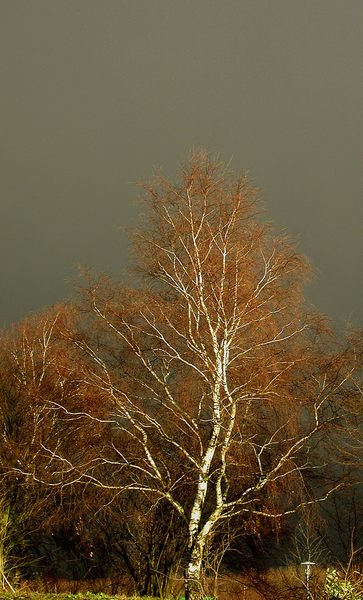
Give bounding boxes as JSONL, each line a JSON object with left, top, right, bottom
{"left": 0, "top": 153, "right": 362, "bottom": 599}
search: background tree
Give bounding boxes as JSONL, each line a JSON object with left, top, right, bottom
{"left": 0, "top": 305, "right": 114, "bottom": 587}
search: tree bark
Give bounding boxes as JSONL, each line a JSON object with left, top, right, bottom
{"left": 185, "top": 540, "right": 205, "bottom": 600}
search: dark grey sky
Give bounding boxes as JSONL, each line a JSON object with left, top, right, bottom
{"left": 1, "top": 0, "right": 362, "bottom": 329}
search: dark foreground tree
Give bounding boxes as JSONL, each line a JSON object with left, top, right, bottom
{"left": 23, "top": 154, "right": 361, "bottom": 600}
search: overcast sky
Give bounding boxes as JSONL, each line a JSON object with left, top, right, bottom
{"left": 1, "top": 0, "right": 362, "bottom": 330}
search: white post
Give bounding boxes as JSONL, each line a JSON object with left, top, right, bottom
{"left": 301, "top": 561, "right": 315, "bottom": 600}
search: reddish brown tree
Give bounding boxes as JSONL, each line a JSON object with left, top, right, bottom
{"left": 21, "top": 154, "right": 361, "bottom": 599}
{"left": 0, "top": 305, "right": 114, "bottom": 587}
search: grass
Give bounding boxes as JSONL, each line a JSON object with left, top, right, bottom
{"left": 3, "top": 566, "right": 362, "bottom": 600}
{"left": 0, "top": 594, "right": 152, "bottom": 600}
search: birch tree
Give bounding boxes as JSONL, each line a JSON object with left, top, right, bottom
{"left": 36, "top": 154, "right": 358, "bottom": 600}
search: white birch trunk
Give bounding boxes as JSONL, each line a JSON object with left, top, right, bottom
{"left": 185, "top": 507, "right": 222, "bottom": 600}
